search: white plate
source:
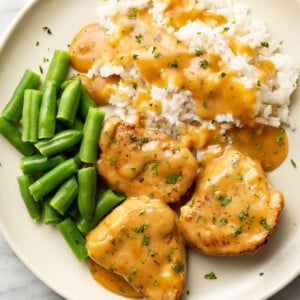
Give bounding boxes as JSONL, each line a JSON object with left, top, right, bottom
{"left": 0, "top": 0, "right": 299, "bottom": 299}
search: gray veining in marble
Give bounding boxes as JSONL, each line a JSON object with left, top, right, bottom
{"left": 0, "top": 1, "right": 299, "bottom": 299}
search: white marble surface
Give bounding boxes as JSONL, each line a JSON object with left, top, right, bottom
{"left": 0, "top": 0, "right": 299, "bottom": 299}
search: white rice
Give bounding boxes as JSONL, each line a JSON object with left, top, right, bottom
{"left": 91, "top": 0, "right": 299, "bottom": 137}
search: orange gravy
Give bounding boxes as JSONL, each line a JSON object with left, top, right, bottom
{"left": 69, "top": 1, "right": 289, "bottom": 296}
{"left": 226, "top": 125, "right": 288, "bottom": 171}
{"left": 88, "top": 259, "right": 142, "bottom": 298}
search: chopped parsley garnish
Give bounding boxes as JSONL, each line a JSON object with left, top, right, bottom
{"left": 202, "top": 100, "right": 208, "bottom": 109}
{"left": 194, "top": 48, "right": 202, "bottom": 56}
{"left": 42, "top": 26, "right": 52, "bottom": 34}
{"left": 125, "top": 274, "right": 133, "bottom": 284}
{"left": 290, "top": 159, "right": 297, "bottom": 168}
{"left": 135, "top": 33, "right": 144, "bottom": 43}
{"left": 220, "top": 72, "right": 226, "bottom": 78}
{"left": 128, "top": 7, "right": 138, "bottom": 20}
{"left": 148, "top": 249, "right": 157, "bottom": 257}
{"left": 153, "top": 280, "right": 159, "bottom": 286}
{"left": 139, "top": 210, "right": 146, "bottom": 216}
{"left": 219, "top": 218, "right": 228, "bottom": 226}
{"left": 279, "top": 127, "right": 285, "bottom": 133}
{"left": 137, "top": 136, "right": 149, "bottom": 148}
{"left": 132, "top": 54, "right": 139, "bottom": 59}
{"left": 260, "top": 219, "right": 270, "bottom": 230}
{"left": 110, "top": 157, "right": 117, "bottom": 164}
{"left": 151, "top": 161, "right": 158, "bottom": 174}
{"left": 236, "top": 173, "right": 243, "bottom": 181}
{"left": 238, "top": 205, "right": 249, "bottom": 221}
{"left": 154, "top": 52, "right": 162, "bottom": 58}
{"left": 216, "top": 195, "right": 232, "bottom": 206}
{"left": 260, "top": 41, "right": 269, "bottom": 48}
{"left": 275, "top": 136, "right": 284, "bottom": 145}
{"left": 133, "top": 223, "right": 149, "bottom": 233}
{"left": 129, "top": 134, "right": 137, "bottom": 141}
{"left": 199, "top": 59, "right": 208, "bottom": 69}
{"left": 204, "top": 272, "right": 217, "bottom": 280}
{"left": 126, "top": 232, "right": 136, "bottom": 239}
{"left": 168, "top": 60, "right": 178, "bottom": 68}
{"left": 231, "top": 225, "right": 242, "bottom": 237}
{"left": 140, "top": 136, "right": 148, "bottom": 143}
{"left": 183, "top": 153, "right": 189, "bottom": 159}
{"left": 166, "top": 172, "right": 183, "bottom": 184}
{"left": 142, "top": 234, "right": 150, "bottom": 246}
{"left": 172, "top": 263, "right": 184, "bottom": 273}
{"left": 166, "top": 175, "right": 177, "bottom": 184}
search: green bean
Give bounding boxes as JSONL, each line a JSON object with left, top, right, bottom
{"left": 20, "top": 154, "right": 65, "bottom": 174}
{"left": 43, "top": 197, "right": 63, "bottom": 225}
{"left": 77, "top": 167, "right": 97, "bottom": 220}
{"left": 77, "top": 189, "right": 125, "bottom": 234}
{"left": 0, "top": 116, "right": 36, "bottom": 156}
{"left": 66, "top": 201, "right": 79, "bottom": 220}
{"left": 38, "top": 80, "right": 57, "bottom": 139}
{"left": 60, "top": 79, "right": 96, "bottom": 121}
{"left": 50, "top": 176, "right": 78, "bottom": 215}
{"left": 79, "top": 86, "right": 97, "bottom": 121}
{"left": 21, "top": 89, "right": 42, "bottom": 143}
{"left": 34, "top": 129, "right": 82, "bottom": 157}
{"left": 55, "top": 119, "right": 67, "bottom": 133}
{"left": 29, "top": 158, "right": 79, "bottom": 201}
{"left": 43, "top": 50, "right": 70, "bottom": 91}
{"left": 56, "top": 218, "right": 88, "bottom": 261}
{"left": 17, "top": 175, "right": 42, "bottom": 221}
{"left": 70, "top": 117, "right": 84, "bottom": 132}
{"left": 2, "top": 69, "right": 40, "bottom": 122}
{"left": 60, "top": 79, "right": 72, "bottom": 90}
{"left": 56, "top": 77, "right": 81, "bottom": 127}
{"left": 79, "top": 107, "right": 105, "bottom": 163}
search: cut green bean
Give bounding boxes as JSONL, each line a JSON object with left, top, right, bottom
{"left": 43, "top": 197, "right": 63, "bottom": 225}
{"left": 77, "top": 189, "right": 125, "bottom": 234}
{"left": 38, "top": 80, "right": 57, "bottom": 139}
{"left": 20, "top": 154, "right": 65, "bottom": 174}
{"left": 57, "top": 218, "right": 88, "bottom": 261}
{"left": 77, "top": 167, "right": 97, "bottom": 220}
{"left": 0, "top": 116, "right": 36, "bottom": 156}
{"left": 79, "top": 107, "right": 105, "bottom": 164}
{"left": 29, "top": 158, "right": 79, "bottom": 201}
{"left": 60, "top": 79, "right": 72, "bottom": 90}
{"left": 17, "top": 175, "right": 42, "bottom": 221}
{"left": 79, "top": 86, "right": 97, "bottom": 121}
{"left": 34, "top": 129, "right": 82, "bottom": 157}
{"left": 21, "top": 89, "right": 42, "bottom": 143}
{"left": 60, "top": 79, "right": 96, "bottom": 121}
{"left": 70, "top": 117, "right": 84, "bottom": 132}
{"left": 43, "top": 50, "right": 70, "bottom": 91}
{"left": 67, "top": 201, "right": 79, "bottom": 220}
{"left": 50, "top": 176, "right": 78, "bottom": 215}
{"left": 2, "top": 69, "right": 40, "bottom": 122}
{"left": 56, "top": 77, "right": 81, "bottom": 126}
